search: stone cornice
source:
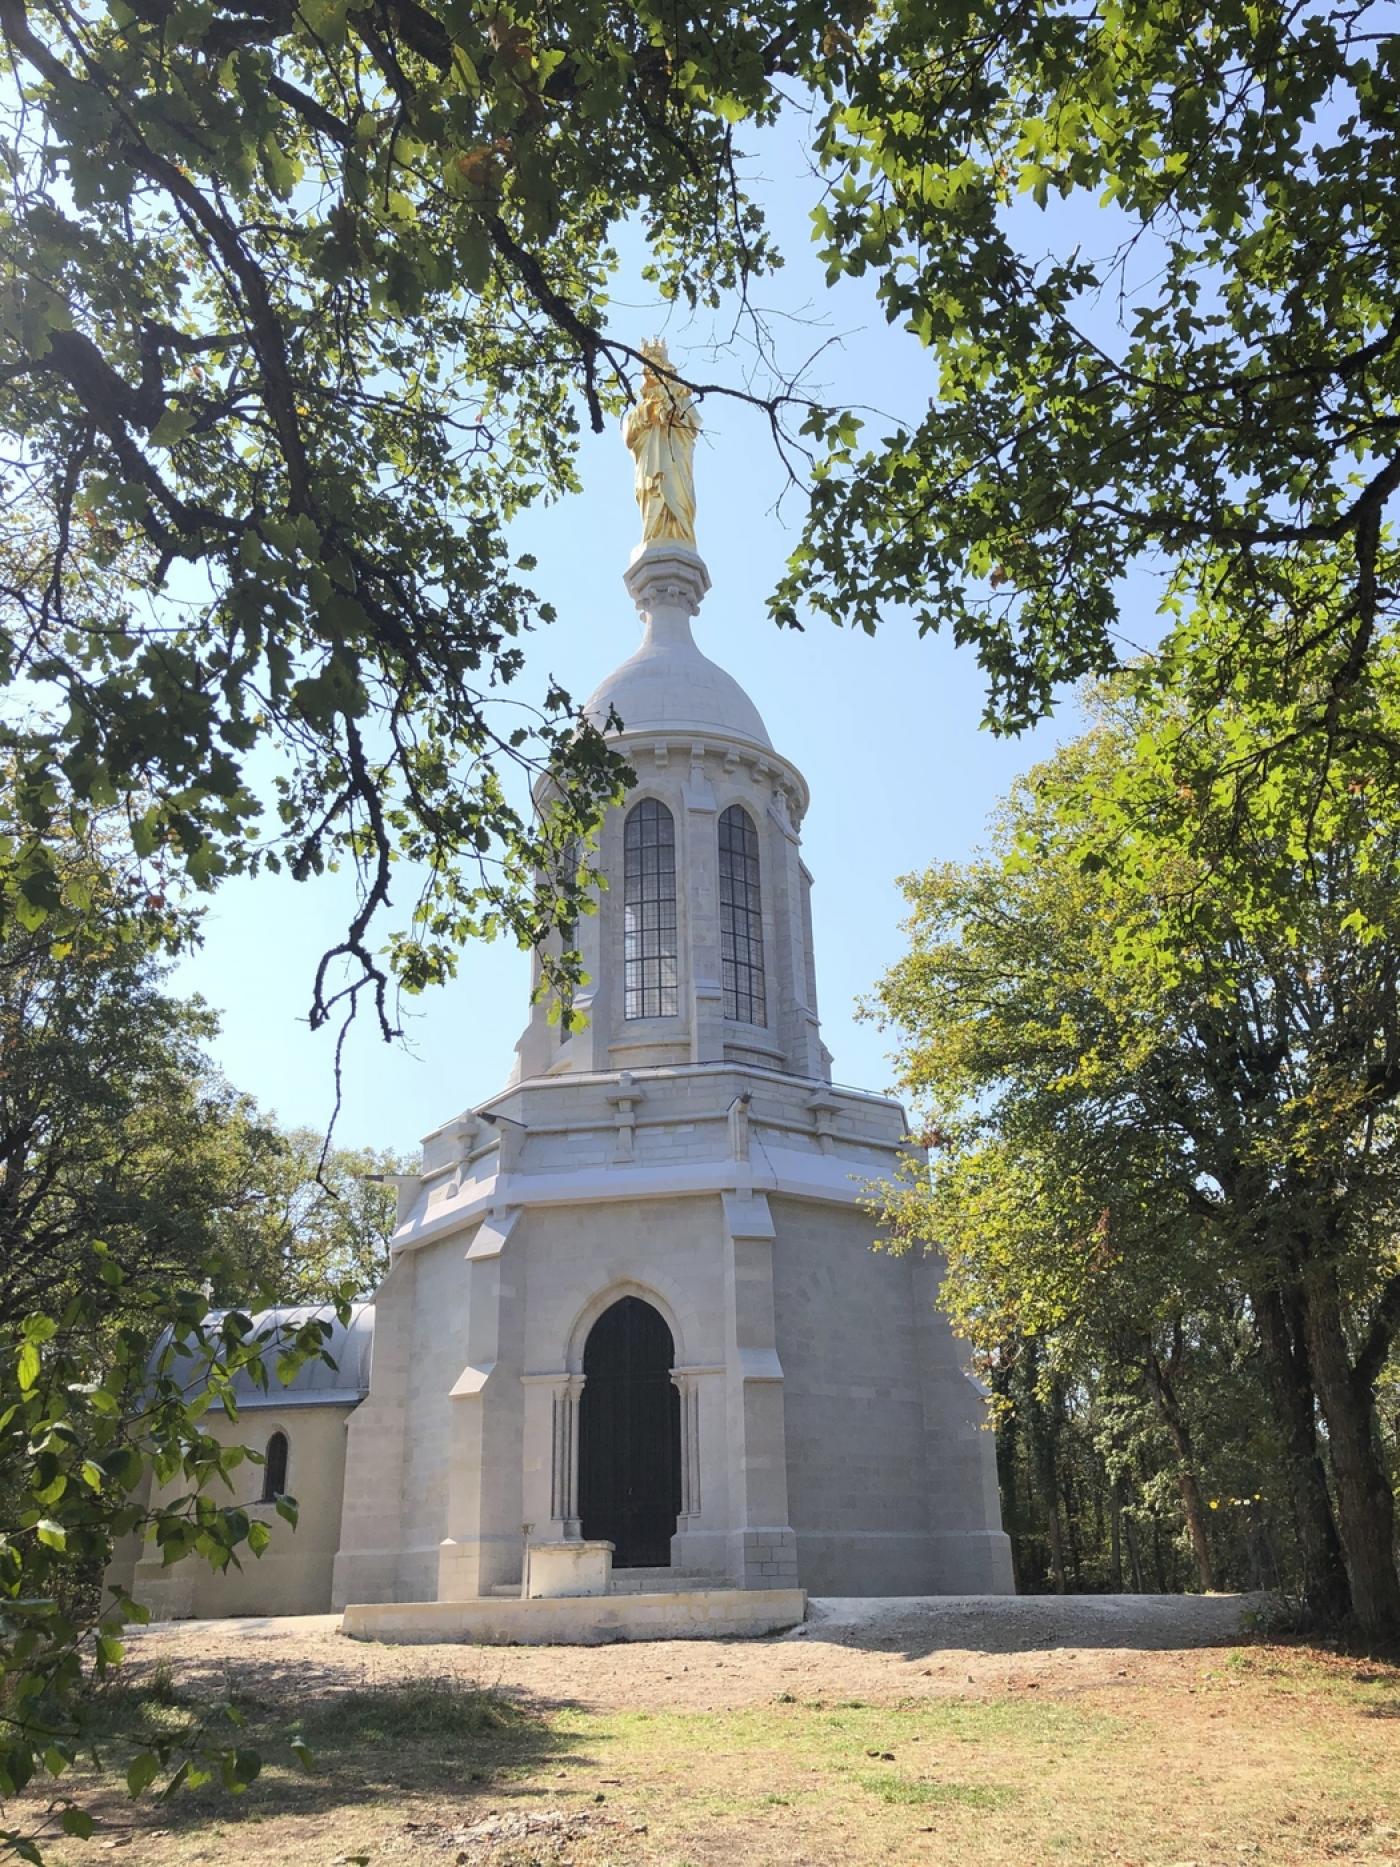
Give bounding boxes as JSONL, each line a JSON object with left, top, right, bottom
{"left": 618, "top": 731, "right": 810, "bottom": 822}
{"left": 390, "top": 1139, "right": 915, "bottom": 1257}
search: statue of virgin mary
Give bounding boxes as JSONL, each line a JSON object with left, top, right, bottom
{"left": 623, "top": 340, "right": 701, "bottom": 547}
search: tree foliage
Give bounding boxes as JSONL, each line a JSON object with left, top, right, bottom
{"left": 0, "top": 812, "right": 401, "bottom": 1859}
{"left": 0, "top": 0, "right": 758, "bottom": 1027}
{"left": 3, "top": 0, "right": 1396, "bottom": 1044}
{"left": 870, "top": 668, "right": 1400, "bottom": 1634}
{"left": 782, "top": 0, "right": 1400, "bottom": 742}
{"left": 241, "top": 1126, "right": 404, "bottom": 1299}
{"left": 1, "top": 873, "right": 277, "bottom": 1327}
{"left": 1, "top": 1279, "right": 337, "bottom": 1862}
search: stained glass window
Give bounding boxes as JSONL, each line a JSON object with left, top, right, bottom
{"left": 624, "top": 799, "right": 678, "bottom": 1018}
{"left": 719, "top": 804, "right": 766, "bottom": 1025}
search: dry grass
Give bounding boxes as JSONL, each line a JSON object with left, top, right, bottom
{"left": 21, "top": 1610, "right": 1400, "bottom": 1866}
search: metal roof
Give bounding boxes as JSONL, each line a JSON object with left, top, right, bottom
{"left": 152, "top": 1303, "right": 375, "bottom": 1410}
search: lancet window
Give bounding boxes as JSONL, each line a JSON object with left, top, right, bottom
{"left": 623, "top": 799, "right": 678, "bottom": 1019}
{"left": 557, "top": 836, "right": 579, "bottom": 1043}
{"left": 719, "top": 804, "right": 766, "bottom": 1025}
{"left": 261, "top": 1429, "right": 289, "bottom": 1503}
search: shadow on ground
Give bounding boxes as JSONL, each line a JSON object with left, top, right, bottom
{"left": 67, "top": 1665, "right": 603, "bottom": 1852}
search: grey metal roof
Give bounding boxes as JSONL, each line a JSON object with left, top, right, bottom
{"left": 153, "top": 1303, "right": 375, "bottom": 1410}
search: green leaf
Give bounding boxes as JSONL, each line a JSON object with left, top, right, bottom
{"left": 126, "top": 1752, "right": 161, "bottom": 1797}
{"left": 149, "top": 407, "right": 196, "bottom": 448}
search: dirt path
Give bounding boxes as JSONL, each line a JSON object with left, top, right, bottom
{"left": 132, "top": 1591, "right": 1264, "bottom": 1712}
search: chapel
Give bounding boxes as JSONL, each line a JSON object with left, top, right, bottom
{"left": 115, "top": 345, "right": 1012, "bottom": 1627}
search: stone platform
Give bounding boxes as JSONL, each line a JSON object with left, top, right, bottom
{"left": 340, "top": 1587, "right": 805, "bottom": 1645}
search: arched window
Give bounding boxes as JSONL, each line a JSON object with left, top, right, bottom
{"left": 623, "top": 799, "right": 678, "bottom": 1019}
{"left": 557, "top": 837, "right": 580, "bottom": 1043}
{"left": 260, "top": 1430, "right": 288, "bottom": 1503}
{"left": 719, "top": 804, "right": 766, "bottom": 1025}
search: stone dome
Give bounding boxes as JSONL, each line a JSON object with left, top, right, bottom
{"left": 583, "top": 541, "right": 772, "bottom": 750}
{"left": 584, "top": 624, "right": 772, "bottom": 749}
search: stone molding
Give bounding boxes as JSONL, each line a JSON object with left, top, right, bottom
{"left": 669, "top": 1363, "right": 721, "bottom": 1528}
{"left": 545, "top": 1375, "right": 584, "bottom": 1532}
{"left": 392, "top": 1142, "right": 900, "bottom": 1256}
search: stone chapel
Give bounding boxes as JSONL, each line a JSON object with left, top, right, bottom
{"left": 116, "top": 352, "right": 1012, "bottom": 1631}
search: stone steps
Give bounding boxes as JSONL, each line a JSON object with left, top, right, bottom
{"left": 488, "top": 1568, "right": 733, "bottom": 1598}
{"left": 611, "top": 1568, "right": 731, "bottom": 1594}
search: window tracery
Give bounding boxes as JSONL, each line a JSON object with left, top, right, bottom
{"left": 624, "top": 799, "right": 678, "bottom": 1018}
{"left": 719, "top": 804, "right": 765, "bottom": 1025}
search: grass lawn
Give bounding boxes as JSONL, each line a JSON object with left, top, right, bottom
{"left": 22, "top": 1631, "right": 1400, "bottom": 1865}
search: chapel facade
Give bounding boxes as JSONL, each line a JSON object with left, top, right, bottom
{"left": 115, "top": 353, "right": 1012, "bottom": 1623}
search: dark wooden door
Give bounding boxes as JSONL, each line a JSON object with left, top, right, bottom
{"left": 578, "top": 1297, "right": 681, "bottom": 1568}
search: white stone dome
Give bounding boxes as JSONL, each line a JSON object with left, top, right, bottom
{"left": 584, "top": 631, "right": 772, "bottom": 749}
{"left": 583, "top": 542, "right": 772, "bottom": 750}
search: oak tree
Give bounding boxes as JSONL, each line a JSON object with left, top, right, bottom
{"left": 873, "top": 670, "right": 1400, "bottom": 1635}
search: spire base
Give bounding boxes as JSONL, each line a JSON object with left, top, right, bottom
{"left": 624, "top": 541, "right": 711, "bottom": 623}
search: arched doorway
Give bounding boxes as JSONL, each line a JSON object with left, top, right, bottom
{"left": 578, "top": 1296, "right": 681, "bottom": 1568}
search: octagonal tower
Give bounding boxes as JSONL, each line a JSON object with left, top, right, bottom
{"left": 330, "top": 381, "right": 1012, "bottom": 1611}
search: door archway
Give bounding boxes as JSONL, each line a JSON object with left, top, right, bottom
{"left": 578, "top": 1296, "right": 681, "bottom": 1568}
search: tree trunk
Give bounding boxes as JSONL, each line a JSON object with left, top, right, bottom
{"left": 991, "top": 1356, "right": 1025, "bottom": 1593}
{"left": 1302, "top": 1268, "right": 1400, "bottom": 1639}
{"left": 1124, "top": 1510, "right": 1145, "bottom": 1593}
{"left": 1150, "top": 1515, "right": 1169, "bottom": 1593}
{"left": 1144, "top": 1351, "right": 1215, "bottom": 1593}
{"left": 1109, "top": 1475, "right": 1124, "bottom": 1591}
{"left": 1061, "top": 1468, "right": 1083, "bottom": 1590}
{"left": 1029, "top": 1416, "right": 1066, "bottom": 1592}
{"left": 1044, "top": 1497, "right": 1068, "bottom": 1594}
{"left": 1022, "top": 1342, "right": 1067, "bottom": 1593}
{"left": 1252, "top": 1283, "right": 1351, "bottom": 1625}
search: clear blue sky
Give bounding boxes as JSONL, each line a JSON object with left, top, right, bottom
{"left": 170, "top": 131, "right": 1125, "bottom": 1155}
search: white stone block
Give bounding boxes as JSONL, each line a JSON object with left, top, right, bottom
{"left": 526, "top": 1540, "right": 613, "bottom": 1598}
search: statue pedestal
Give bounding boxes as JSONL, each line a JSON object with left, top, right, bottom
{"left": 624, "top": 541, "right": 711, "bottom": 621}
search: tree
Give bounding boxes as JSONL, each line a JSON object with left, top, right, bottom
{"left": 0, "top": 792, "right": 407, "bottom": 1321}
{"left": 240, "top": 1126, "right": 405, "bottom": 1299}
{"left": 6, "top": 0, "right": 1399, "bottom": 1008}
{"left": 2, "top": 1278, "right": 339, "bottom": 1862}
{"left": 780, "top": 0, "right": 1400, "bottom": 748}
{"left": 871, "top": 671, "right": 1400, "bottom": 1634}
{"left": 5, "top": 0, "right": 1396, "bottom": 1098}
{"left": 0, "top": 880, "right": 289, "bottom": 1327}
{"left": 0, "top": 0, "right": 833, "bottom": 1032}
{"left": 0, "top": 816, "right": 370, "bottom": 1860}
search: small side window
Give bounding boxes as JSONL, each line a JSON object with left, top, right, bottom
{"left": 261, "top": 1429, "right": 289, "bottom": 1503}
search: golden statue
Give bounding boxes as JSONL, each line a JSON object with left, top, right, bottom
{"left": 623, "top": 339, "right": 701, "bottom": 547}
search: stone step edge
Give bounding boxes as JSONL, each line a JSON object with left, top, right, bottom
{"left": 488, "top": 1573, "right": 732, "bottom": 1598}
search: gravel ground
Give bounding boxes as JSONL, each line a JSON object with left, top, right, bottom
{"left": 132, "top": 1592, "right": 1266, "bottom": 1712}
